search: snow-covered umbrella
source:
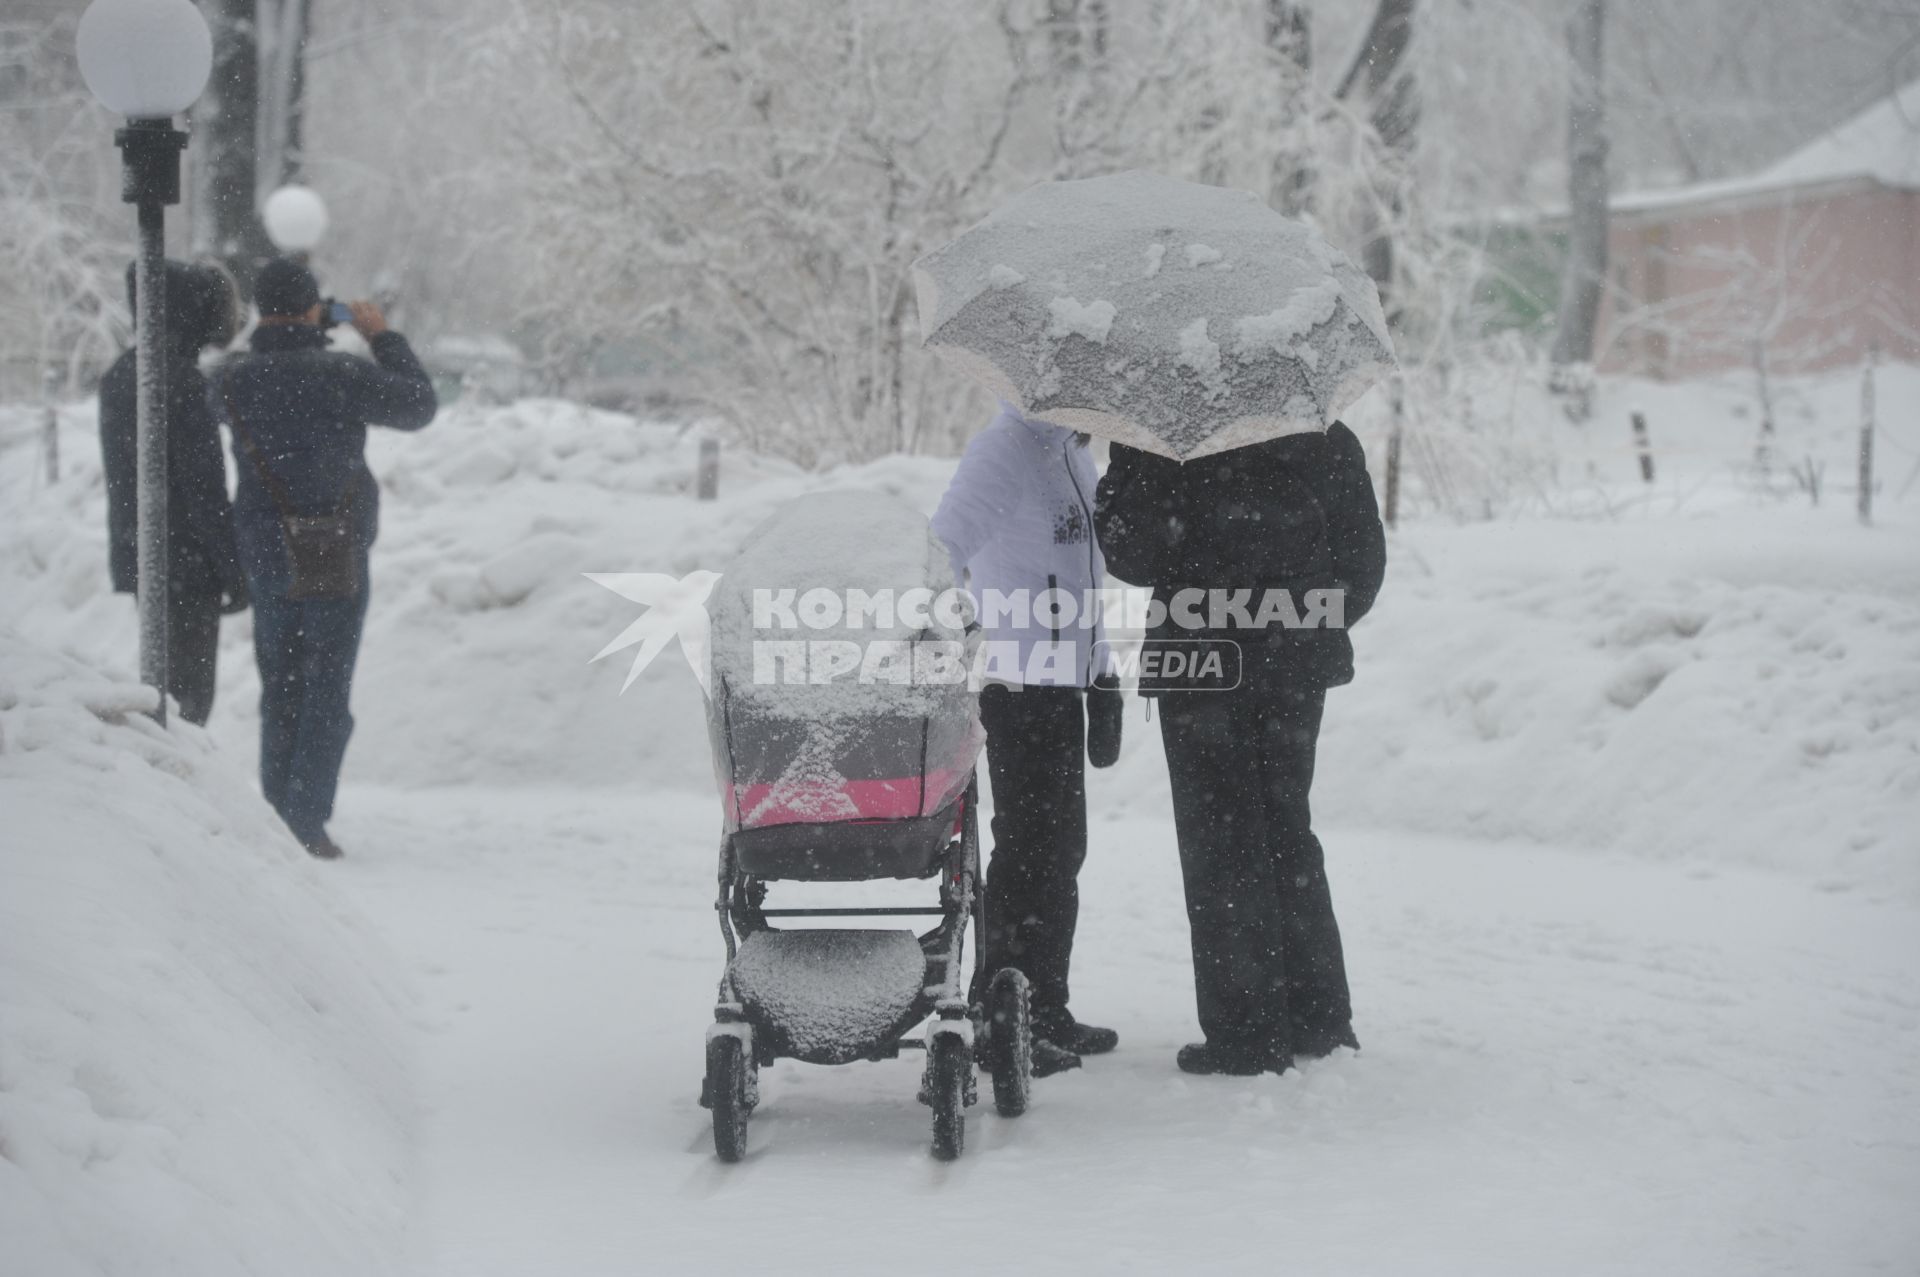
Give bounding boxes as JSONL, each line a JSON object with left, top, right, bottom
{"left": 913, "top": 171, "right": 1396, "bottom": 461}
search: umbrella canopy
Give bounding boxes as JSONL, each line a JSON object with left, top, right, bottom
{"left": 914, "top": 171, "right": 1396, "bottom": 461}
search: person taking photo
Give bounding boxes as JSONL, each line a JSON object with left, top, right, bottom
{"left": 212, "top": 257, "right": 437, "bottom": 859}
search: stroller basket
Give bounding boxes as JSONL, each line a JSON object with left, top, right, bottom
{"left": 731, "top": 800, "right": 962, "bottom": 881}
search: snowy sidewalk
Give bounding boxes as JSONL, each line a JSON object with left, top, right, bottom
{"left": 331, "top": 786, "right": 1920, "bottom": 1276}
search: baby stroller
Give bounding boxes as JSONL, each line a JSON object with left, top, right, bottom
{"left": 697, "top": 492, "right": 1035, "bottom": 1161}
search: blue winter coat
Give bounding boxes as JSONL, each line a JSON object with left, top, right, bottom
{"left": 210, "top": 323, "right": 437, "bottom": 578}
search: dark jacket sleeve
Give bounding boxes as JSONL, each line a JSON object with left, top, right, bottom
{"left": 98, "top": 354, "right": 138, "bottom": 594}
{"left": 343, "top": 331, "right": 438, "bottom": 431}
{"left": 171, "top": 366, "right": 246, "bottom": 598}
{"left": 1094, "top": 443, "right": 1184, "bottom": 587}
{"left": 1321, "top": 421, "right": 1386, "bottom": 625}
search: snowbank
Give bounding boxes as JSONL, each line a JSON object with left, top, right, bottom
{"left": 0, "top": 633, "right": 414, "bottom": 1277}
{"left": 3, "top": 367, "right": 1917, "bottom": 898}
{"left": 1280, "top": 514, "right": 1918, "bottom": 896}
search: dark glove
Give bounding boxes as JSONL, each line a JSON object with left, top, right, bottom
{"left": 1086, "top": 676, "right": 1124, "bottom": 768}
{"left": 221, "top": 578, "right": 251, "bottom": 614}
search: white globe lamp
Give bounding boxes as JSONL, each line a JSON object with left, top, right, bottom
{"left": 263, "top": 185, "right": 331, "bottom": 253}
{"left": 77, "top": 0, "right": 212, "bottom": 119}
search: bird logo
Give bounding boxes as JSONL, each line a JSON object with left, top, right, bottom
{"left": 586, "top": 570, "right": 721, "bottom": 695}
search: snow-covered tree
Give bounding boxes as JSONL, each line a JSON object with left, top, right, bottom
{"left": 188, "top": 0, "right": 315, "bottom": 293}
{"left": 258, "top": 0, "right": 313, "bottom": 189}
{"left": 189, "top": 0, "right": 272, "bottom": 281}
{"left": 2, "top": 0, "right": 1886, "bottom": 447}
{"left": 1335, "top": 0, "right": 1417, "bottom": 298}
{"left": 0, "top": 4, "right": 128, "bottom": 398}
{"left": 1550, "top": 0, "right": 1607, "bottom": 371}
{"left": 436, "top": 1, "right": 1390, "bottom": 459}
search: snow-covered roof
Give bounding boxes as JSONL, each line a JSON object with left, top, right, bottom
{"left": 1613, "top": 78, "right": 1920, "bottom": 217}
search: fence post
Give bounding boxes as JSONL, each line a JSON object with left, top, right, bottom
{"left": 696, "top": 437, "right": 720, "bottom": 501}
{"left": 1630, "top": 408, "right": 1654, "bottom": 484}
{"left": 1859, "top": 346, "right": 1876, "bottom": 527}
{"left": 1383, "top": 378, "right": 1404, "bottom": 530}
{"left": 42, "top": 366, "right": 60, "bottom": 485}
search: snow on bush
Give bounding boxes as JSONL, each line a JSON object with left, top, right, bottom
{"left": 0, "top": 634, "right": 414, "bottom": 1277}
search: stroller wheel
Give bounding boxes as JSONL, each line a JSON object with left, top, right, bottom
{"left": 927, "top": 1028, "right": 970, "bottom": 1161}
{"left": 986, "top": 968, "right": 1033, "bottom": 1118}
{"left": 706, "top": 1031, "right": 752, "bottom": 1162}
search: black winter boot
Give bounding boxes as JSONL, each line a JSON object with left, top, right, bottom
{"left": 1175, "top": 1041, "right": 1293, "bottom": 1076}
{"left": 1292, "top": 1021, "right": 1360, "bottom": 1059}
{"left": 1031, "top": 1038, "right": 1083, "bottom": 1078}
{"left": 1036, "top": 1011, "right": 1118, "bottom": 1056}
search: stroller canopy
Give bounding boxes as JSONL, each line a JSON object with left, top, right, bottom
{"left": 706, "top": 491, "right": 983, "bottom": 831}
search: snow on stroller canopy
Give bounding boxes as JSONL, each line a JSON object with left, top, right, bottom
{"left": 706, "top": 490, "right": 975, "bottom": 721}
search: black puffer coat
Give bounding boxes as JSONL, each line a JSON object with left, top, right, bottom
{"left": 1093, "top": 422, "right": 1386, "bottom": 691}
{"left": 97, "top": 260, "right": 246, "bottom": 600}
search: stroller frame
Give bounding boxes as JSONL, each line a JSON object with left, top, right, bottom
{"left": 700, "top": 775, "right": 1035, "bottom": 1161}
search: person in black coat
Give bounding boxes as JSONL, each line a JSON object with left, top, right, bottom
{"left": 1095, "top": 422, "right": 1386, "bottom": 1075}
{"left": 98, "top": 259, "right": 248, "bottom": 725}
{"left": 211, "top": 257, "right": 438, "bottom": 859}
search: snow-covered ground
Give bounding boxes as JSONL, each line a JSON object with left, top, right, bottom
{"left": 327, "top": 782, "right": 1920, "bottom": 1275}
{"left": 2, "top": 363, "right": 1918, "bottom": 1273}
{"left": 0, "top": 640, "right": 413, "bottom": 1277}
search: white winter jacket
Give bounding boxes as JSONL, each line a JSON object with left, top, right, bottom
{"left": 931, "top": 405, "right": 1108, "bottom": 688}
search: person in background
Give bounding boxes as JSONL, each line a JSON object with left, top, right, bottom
{"left": 212, "top": 257, "right": 437, "bottom": 859}
{"left": 98, "top": 259, "right": 248, "bottom": 726}
{"left": 931, "top": 402, "right": 1124, "bottom": 1077}
{"left": 1095, "top": 423, "right": 1385, "bottom": 1076}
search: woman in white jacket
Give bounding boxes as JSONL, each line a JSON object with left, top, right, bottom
{"left": 932, "top": 404, "right": 1121, "bottom": 1075}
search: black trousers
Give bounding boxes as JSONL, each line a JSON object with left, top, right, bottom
{"left": 1159, "top": 685, "right": 1351, "bottom": 1054}
{"left": 251, "top": 579, "right": 370, "bottom": 845}
{"left": 976, "top": 683, "right": 1088, "bottom": 1030}
{"left": 168, "top": 585, "right": 223, "bottom": 726}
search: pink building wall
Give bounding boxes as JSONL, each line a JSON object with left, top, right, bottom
{"left": 1597, "top": 184, "right": 1920, "bottom": 379}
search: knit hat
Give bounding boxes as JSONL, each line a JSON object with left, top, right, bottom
{"left": 253, "top": 256, "right": 321, "bottom": 317}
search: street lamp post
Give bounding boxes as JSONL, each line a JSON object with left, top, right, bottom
{"left": 77, "top": 0, "right": 213, "bottom": 725}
